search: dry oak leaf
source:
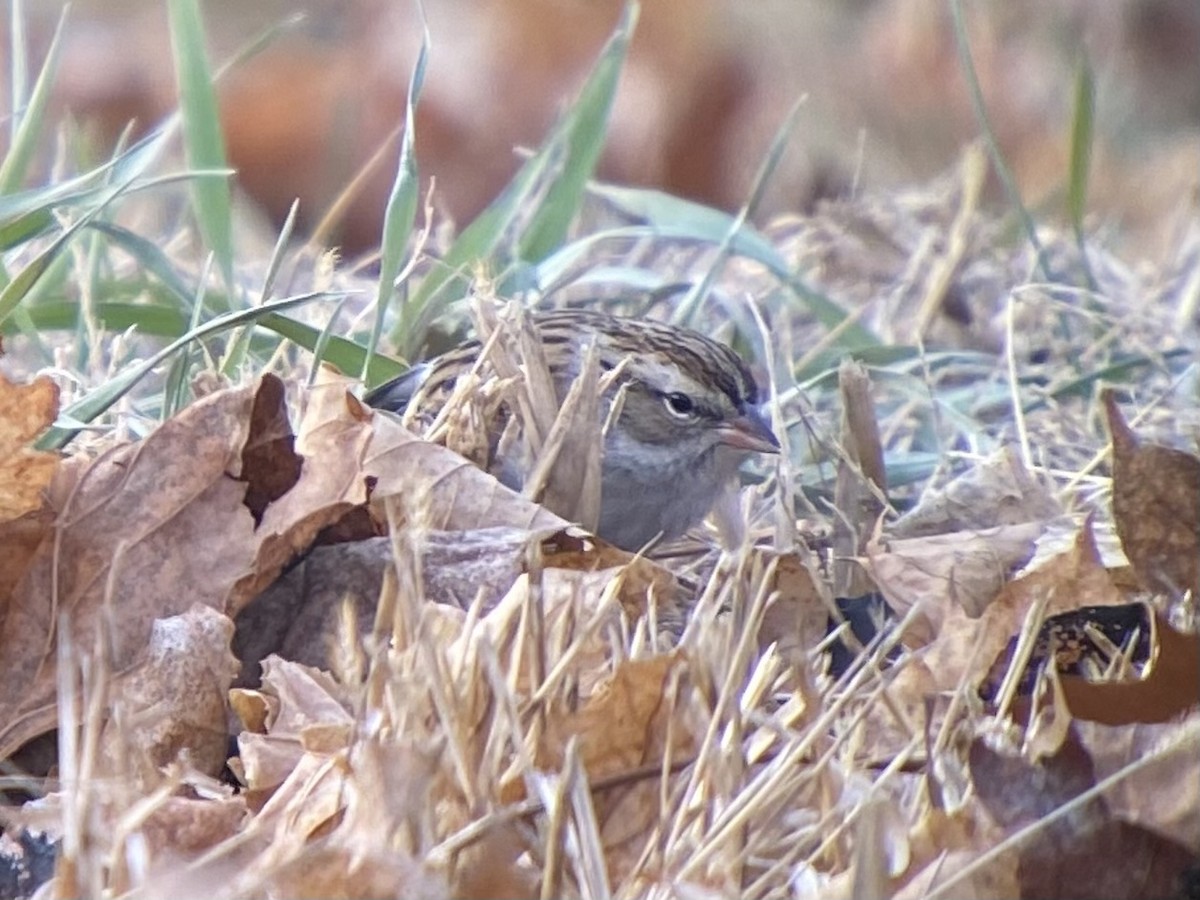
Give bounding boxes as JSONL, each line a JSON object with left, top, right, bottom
{"left": 1073, "top": 715, "right": 1200, "bottom": 854}
{"left": 1058, "top": 609, "right": 1200, "bottom": 725}
{"left": 0, "top": 376, "right": 304, "bottom": 761}
{"left": 0, "top": 372, "right": 60, "bottom": 521}
{"left": 523, "top": 653, "right": 692, "bottom": 881}
{"left": 234, "top": 656, "right": 354, "bottom": 794}
{"left": 305, "top": 367, "right": 567, "bottom": 534}
{"left": 968, "top": 729, "right": 1197, "bottom": 900}
{"left": 892, "top": 444, "right": 1063, "bottom": 538}
{"left": 0, "top": 373, "right": 61, "bottom": 611}
{"left": 1103, "top": 388, "right": 1200, "bottom": 598}
{"left": 920, "top": 518, "right": 1128, "bottom": 694}
{"left": 754, "top": 548, "right": 830, "bottom": 660}
{"left": 866, "top": 521, "right": 1044, "bottom": 639}
{"left": 101, "top": 604, "right": 239, "bottom": 783}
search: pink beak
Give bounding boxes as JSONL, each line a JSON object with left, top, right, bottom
{"left": 717, "top": 406, "right": 780, "bottom": 453}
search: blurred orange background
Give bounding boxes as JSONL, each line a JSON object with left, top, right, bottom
{"left": 12, "top": 0, "right": 1200, "bottom": 257}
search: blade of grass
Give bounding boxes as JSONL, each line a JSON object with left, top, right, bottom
{"left": 672, "top": 95, "right": 804, "bottom": 328}
{"left": 167, "top": 0, "right": 236, "bottom": 293}
{"left": 948, "top": 0, "right": 1052, "bottom": 281}
{"left": 0, "top": 128, "right": 175, "bottom": 248}
{"left": 84, "top": 221, "right": 198, "bottom": 311}
{"left": 516, "top": 2, "right": 636, "bottom": 261}
{"left": 7, "top": 0, "right": 28, "bottom": 145}
{"left": 163, "top": 254, "right": 215, "bottom": 418}
{"left": 37, "top": 290, "right": 341, "bottom": 450}
{"left": 262, "top": 311, "right": 404, "bottom": 382}
{"left": 0, "top": 5, "right": 66, "bottom": 194}
{"left": 386, "top": 1, "right": 639, "bottom": 364}
{"left": 219, "top": 199, "right": 302, "bottom": 376}
{"left": 0, "top": 183, "right": 131, "bottom": 327}
{"left": 1066, "top": 53, "right": 1097, "bottom": 291}
{"left": 10, "top": 297, "right": 189, "bottom": 336}
{"left": 369, "top": 9, "right": 430, "bottom": 383}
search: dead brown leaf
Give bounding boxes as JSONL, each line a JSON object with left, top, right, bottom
{"left": 969, "top": 730, "right": 1197, "bottom": 899}
{"left": 234, "top": 656, "right": 354, "bottom": 794}
{"left": 102, "top": 604, "right": 239, "bottom": 782}
{"left": 922, "top": 520, "right": 1128, "bottom": 694}
{"left": 893, "top": 445, "right": 1063, "bottom": 538}
{"left": 866, "top": 521, "right": 1043, "bottom": 637}
{"left": 541, "top": 531, "right": 686, "bottom": 625}
{"left": 1104, "top": 388, "right": 1200, "bottom": 598}
{"left": 756, "top": 549, "right": 830, "bottom": 659}
{"left": 530, "top": 653, "right": 692, "bottom": 883}
{"left": 0, "top": 372, "right": 60, "bottom": 521}
{"left": 1058, "top": 610, "right": 1200, "bottom": 725}
{"left": 0, "top": 377, "right": 282, "bottom": 760}
{"left": 1073, "top": 715, "right": 1200, "bottom": 853}
{"left": 0, "top": 373, "right": 61, "bottom": 613}
{"left": 254, "top": 844, "right": 447, "bottom": 900}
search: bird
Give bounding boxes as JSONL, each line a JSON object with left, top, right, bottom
{"left": 365, "top": 308, "right": 779, "bottom": 551}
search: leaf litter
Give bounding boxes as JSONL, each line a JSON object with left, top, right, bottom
{"left": 1, "top": 192, "right": 1199, "bottom": 899}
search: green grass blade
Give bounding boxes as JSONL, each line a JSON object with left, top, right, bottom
{"left": 262, "top": 312, "right": 404, "bottom": 383}
{"left": 85, "top": 221, "right": 197, "bottom": 310}
{"left": 7, "top": 0, "right": 28, "bottom": 145}
{"left": 672, "top": 96, "right": 803, "bottom": 327}
{"left": 37, "top": 290, "right": 341, "bottom": 450}
{"left": 9, "top": 298, "right": 189, "bottom": 336}
{"left": 1067, "top": 53, "right": 1097, "bottom": 291}
{"left": 0, "top": 184, "right": 129, "bottom": 327}
{"left": 369, "top": 15, "right": 430, "bottom": 383}
{"left": 167, "top": 0, "right": 235, "bottom": 291}
{"left": 948, "top": 0, "right": 1052, "bottom": 281}
{"left": 1066, "top": 56, "right": 1095, "bottom": 232}
{"left": 386, "top": 1, "right": 638, "bottom": 366}
{"left": 0, "top": 5, "right": 66, "bottom": 194}
{"left": 517, "top": 2, "right": 636, "bottom": 262}
{"left": 260, "top": 199, "right": 299, "bottom": 302}
{"left": 163, "top": 254, "right": 214, "bottom": 418}
{"left": 0, "top": 128, "right": 173, "bottom": 248}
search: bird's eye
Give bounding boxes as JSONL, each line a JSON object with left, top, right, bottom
{"left": 663, "top": 392, "right": 696, "bottom": 418}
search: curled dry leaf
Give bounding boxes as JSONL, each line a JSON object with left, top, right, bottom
{"left": 892, "top": 444, "right": 1063, "bottom": 538}
{"left": 0, "top": 376, "right": 289, "bottom": 761}
{"left": 1057, "top": 609, "right": 1200, "bottom": 725}
{"left": 0, "top": 373, "right": 60, "bottom": 611}
{"left": 920, "top": 519, "right": 1129, "bottom": 695}
{"left": 102, "top": 604, "right": 239, "bottom": 783}
{"left": 234, "top": 656, "right": 353, "bottom": 794}
{"left": 968, "top": 730, "right": 1197, "bottom": 900}
{"left": 1103, "top": 389, "right": 1200, "bottom": 598}
{"left": 292, "top": 369, "right": 565, "bottom": 537}
{"left": 866, "top": 521, "right": 1044, "bottom": 636}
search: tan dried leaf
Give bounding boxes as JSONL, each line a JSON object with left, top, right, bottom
{"left": 1104, "top": 389, "right": 1200, "bottom": 598}
{"left": 0, "top": 377, "right": 280, "bottom": 760}
{"left": 1074, "top": 715, "right": 1200, "bottom": 853}
{"left": 756, "top": 549, "right": 830, "bottom": 658}
{"left": 866, "top": 521, "right": 1043, "bottom": 635}
{"left": 102, "top": 604, "right": 239, "bottom": 782}
{"left": 921, "top": 519, "right": 1126, "bottom": 693}
{"left": 893, "top": 445, "right": 1063, "bottom": 537}
{"left": 0, "top": 372, "right": 60, "bottom": 521}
